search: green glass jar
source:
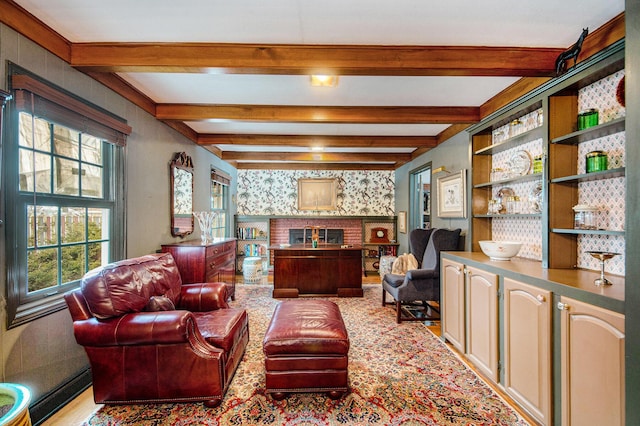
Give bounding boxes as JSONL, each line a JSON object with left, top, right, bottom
{"left": 586, "top": 151, "right": 608, "bottom": 173}
{"left": 578, "top": 109, "right": 599, "bottom": 130}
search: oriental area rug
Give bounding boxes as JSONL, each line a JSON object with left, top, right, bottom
{"left": 83, "top": 284, "right": 529, "bottom": 426}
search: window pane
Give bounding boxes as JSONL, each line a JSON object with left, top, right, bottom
{"left": 88, "top": 242, "right": 107, "bottom": 271}
{"left": 28, "top": 205, "right": 58, "bottom": 247}
{"left": 27, "top": 248, "right": 58, "bottom": 293}
{"left": 54, "top": 158, "right": 80, "bottom": 195}
{"left": 61, "top": 245, "right": 85, "bottom": 283}
{"left": 81, "top": 164, "right": 103, "bottom": 198}
{"left": 88, "top": 208, "right": 109, "bottom": 241}
{"left": 19, "top": 112, "right": 50, "bottom": 151}
{"left": 211, "top": 182, "right": 226, "bottom": 209}
{"left": 61, "top": 207, "right": 85, "bottom": 243}
{"left": 81, "top": 135, "right": 102, "bottom": 165}
{"left": 19, "top": 150, "right": 52, "bottom": 193}
{"left": 53, "top": 125, "right": 80, "bottom": 159}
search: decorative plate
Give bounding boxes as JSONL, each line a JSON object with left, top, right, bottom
{"left": 510, "top": 150, "right": 532, "bottom": 176}
{"left": 530, "top": 182, "right": 543, "bottom": 213}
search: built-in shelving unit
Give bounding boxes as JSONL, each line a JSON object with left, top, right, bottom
{"left": 471, "top": 99, "right": 545, "bottom": 262}
{"left": 362, "top": 218, "right": 397, "bottom": 275}
{"left": 235, "top": 215, "right": 270, "bottom": 273}
{"left": 469, "top": 42, "right": 626, "bottom": 274}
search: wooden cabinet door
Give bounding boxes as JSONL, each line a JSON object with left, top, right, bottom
{"left": 559, "top": 296, "right": 625, "bottom": 426}
{"left": 503, "top": 278, "right": 552, "bottom": 426}
{"left": 465, "top": 265, "right": 498, "bottom": 382}
{"left": 441, "top": 258, "right": 465, "bottom": 353}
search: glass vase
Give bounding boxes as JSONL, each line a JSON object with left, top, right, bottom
{"left": 193, "top": 211, "right": 217, "bottom": 244}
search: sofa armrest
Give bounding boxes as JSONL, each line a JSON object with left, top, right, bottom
{"left": 73, "top": 310, "right": 219, "bottom": 348}
{"left": 406, "top": 268, "right": 438, "bottom": 280}
{"left": 179, "top": 282, "right": 229, "bottom": 312}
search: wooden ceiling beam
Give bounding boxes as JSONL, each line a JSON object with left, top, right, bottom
{"left": 221, "top": 151, "right": 409, "bottom": 163}
{"left": 234, "top": 162, "right": 396, "bottom": 170}
{"left": 70, "top": 43, "right": 561, "bottom": 77}
{"left": 197, "top": 134, "right": 437, "bottom": 148}
{"left": 157, "top": 104, "right": 479, "bottom": 124}
{"left": 84, "top": 71, "right": 157, "bottom": 116}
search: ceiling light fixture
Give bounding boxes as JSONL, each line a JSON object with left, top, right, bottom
{"left": 310, "top": 75, "right": 339, "bottom": 87}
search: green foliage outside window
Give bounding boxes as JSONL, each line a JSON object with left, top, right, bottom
{"left": 27, "top": 217, "right": 104, "bottom": 292}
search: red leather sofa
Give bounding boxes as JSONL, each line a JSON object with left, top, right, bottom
{"left": 64, "top": 252, "right": 249, "bottom": 407}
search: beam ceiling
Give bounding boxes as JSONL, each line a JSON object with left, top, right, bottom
{"left": 0, "top": 1, "right": 625, "bottom": 170}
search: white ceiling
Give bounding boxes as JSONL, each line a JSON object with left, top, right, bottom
{"left": 13, "top": 0, "right": 626, "bottom": 167}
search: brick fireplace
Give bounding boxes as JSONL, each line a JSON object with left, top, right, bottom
{"left": 270, "top": 218, "right": 363, "bottom": 247}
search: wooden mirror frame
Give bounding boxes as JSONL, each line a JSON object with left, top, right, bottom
{"left": 170, "top": 152, "right": 194, "bottom": 237}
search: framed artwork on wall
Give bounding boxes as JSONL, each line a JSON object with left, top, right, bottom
{"left": 398, "top": 211, "right": 407, "bottom": 233}
{"left": 437, "top": 170, "right": 467, "bottom": 218}
{"left": 298, "top": 178, "right": 338, "bottom": 211}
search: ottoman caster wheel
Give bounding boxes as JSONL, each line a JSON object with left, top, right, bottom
{"left": 327, "top": 391, "right": 344, "bottom": 400}
{"left": 271, "top": 392, "right": 287, "bottom": 400}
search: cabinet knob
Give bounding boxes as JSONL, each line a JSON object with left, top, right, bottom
{"left": 557, "top": 302, "right": 570, "bottom": 311}
{"left": 209, "top": 262, "right": 216, "bottom": 269}
{"left": 536, "top": 294, "right": 546, "bottom": 302}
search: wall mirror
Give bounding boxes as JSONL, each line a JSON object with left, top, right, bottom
{"left": 170, "top": 152, "right": 194, "bottom": 237}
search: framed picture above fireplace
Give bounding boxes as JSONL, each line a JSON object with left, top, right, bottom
{"left": 298, "top": 178, "right": 338, "bottom": 211}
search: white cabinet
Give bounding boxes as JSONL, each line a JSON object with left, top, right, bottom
{"left": 442, "top": 262, "right": 498, "bottom": 382}
{"left": 465, "top": 266, "right": 499, "bottom": 382}
{"left": 441, "top": 258, "right": 465, "bottom": 353}
{"left": 503, "top": 278, "right": 552, "bottom": 426}
{"left": 559, "top": 296, "right": 625, "bottom": 426}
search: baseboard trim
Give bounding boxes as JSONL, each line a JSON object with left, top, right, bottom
{"left": 30, "top": 368, "right": 92, "bottom": 426}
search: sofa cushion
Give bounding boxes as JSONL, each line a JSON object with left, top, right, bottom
{"left": 194, "top": 308, "right": 248, "bottom": 353}
{"left": 81, "top": 253, "right": 183, "bottom": 319}
{"left": 144, "top": 295, "right": 176, "bottom": 312}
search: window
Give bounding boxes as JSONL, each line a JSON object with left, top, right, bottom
{"left": 5, "top": 67, "right": 130, "bottom": 327}
{"left": 210, "top": 169, "right": 230, "bottom": 238}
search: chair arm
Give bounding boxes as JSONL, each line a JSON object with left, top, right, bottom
{"left": 179, "top": 282, "right": 229, "bottom": 311}
{"left": 72, "top": 310, "right": 211, "bottom": 347}
{"left": 406, "top": 268, "right": 438, "bottom": 280}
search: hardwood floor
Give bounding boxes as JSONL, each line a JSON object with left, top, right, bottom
{"left": 41, "top": 388, "right": 100, "bottom": 426}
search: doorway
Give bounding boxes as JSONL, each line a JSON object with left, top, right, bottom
{"left": 409, "top": 164, "right": 431, "bottom": 232}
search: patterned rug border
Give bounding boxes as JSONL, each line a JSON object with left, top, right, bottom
{"left": 83, "top": 284, "right": 530, "bottom": 425}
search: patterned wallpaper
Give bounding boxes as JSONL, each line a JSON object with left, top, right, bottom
{"left": 236, "top": 170, "right": 395, "bottom": 216}
{"left": 576, "top": 69, "right": 626, "bottom": 275}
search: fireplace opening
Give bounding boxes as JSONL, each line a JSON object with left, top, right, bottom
{"left": 289, "top": 228, "right": 344, "bottom": 244}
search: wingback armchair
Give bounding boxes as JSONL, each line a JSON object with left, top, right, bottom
{"left": 64, "top": 252, "right": 249, "bottom": 407}
{"left": 382, "top": 228, "right": 461, "bottom": 323}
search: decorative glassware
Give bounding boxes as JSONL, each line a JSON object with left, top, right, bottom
{"left": 193, "top": 211, "right": 217, "bottom": 243}
{"left": 587, "top": 251, "right": 620, "bottom": 286}
{"left": 573, "top": 205, "right": 598, "bottom": 230}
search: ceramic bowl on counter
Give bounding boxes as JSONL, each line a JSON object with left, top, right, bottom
{"left": 478, "top": 240, "right": 523, "bottom": 261}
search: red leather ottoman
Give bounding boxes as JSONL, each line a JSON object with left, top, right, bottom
{"left": 263, "top": 299, "right": 349, "bottom": 400}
